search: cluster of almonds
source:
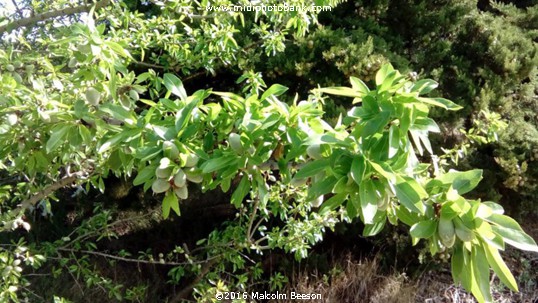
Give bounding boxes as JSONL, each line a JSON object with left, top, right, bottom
{"left": 84, "top": 86, "right": 139, "bottom": 108}
{"left": 4, "top": 61, "right": 34, "bottom": 83}
{"left": 151, "top": 141, "right": 202, "bottom": 200}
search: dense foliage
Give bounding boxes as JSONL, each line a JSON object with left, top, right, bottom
{"left": 0, "top": 0, "right": 537, "bottom": 302}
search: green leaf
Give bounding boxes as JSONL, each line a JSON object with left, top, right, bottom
{"left": 104, "top": 41, "right": 132, "bottom": 59}
{"left": 394, "top": 176, "right": 427, "bottom": 214}
{"left": 363, "top": 211, "right": 386, "bottom": 236}
{"left": 440, "top": 201, "right": 461, "bottom": 221}
{"left": 486, "top": 214, "right": 524, "bottom": 231}
{"left": 388, "top": 124, "right": 400, "bottom": 158}
{"left": 309, "top": 176, "right": 338, "bottom": 200}
{"left": 375, "top": 63, "right": 395, "bottom": 86}
{"left": 78, "top": 125, "right": 92, "bottom": 144}
{"left": 368, "top": 160, "right": 395, "bottom": 183}
{"left": 359, "top": 179, "right": 378, "bottom": 224}
{"left": 395, "top": 205, "right": 420, "bottom": 226}
{"left": 175, "top": 97, "right": 201, "bottom": 134}
{"left": 433, "top": 169, "right": 483, "bottom": 195}
{"left": 260, "top": 84, "right": 288, "bottom": 101}
{"left": 231, "top": 175, "right": 250, "bottom": 208}
{"left": 350, "top": 77, "right": 370, "bottom": 95}
{"left": 491, "top": 225, "right": 538, "bottom": 252}
{"left": 99, "top": 103, "right": 137, "bottom": 126}
{"left": 411, "top": 79, "right": 438, "bottom": 95}
{"left": 201, "top": 156, "right": 238, "bottom": 174}
{"left": 483, "top": 243, "right": 518, "bottom": 291}
{"left": 162, "top": 191, "right": 180, "bottom": 219}
{"left": 410, "top": 220, "right": 436, "bottom": 239}
{"left": 98, "top": 130, "right": 133, "bottom": 154}
{"left": 482, "top": 202, "right": 504, "bottom": 215}
{"left": 294, "top": 159, "right": 330, "bottom": 180}
{"left": 460, "top": 248, "right": 473, "bottom": 292}
{"left": 348, "top": 193, "right": 360, "bottom": 218}
{"left": 418, "top": 97, "right": 462, "bottom": 111}
{"left": 451, "top": 245, "right": 464, "bottom": 284}
{"left": 46, "top": 124, "right": 70, "bottom": 153}
{"left": 133, "top": 166, "right": 155, "bottom": 186}
{"left": 471, "top": 246, "right": 493, "bottom": 303}
{"left": 350, "top": 155, "right": 366, "bottom": 185}
{"left": 379, "top": 70, "right": 398, "bottom": 92}
{"left": 320, "top": 193, "right": 348, "bottom": 214}
{"left": 163, "top": 73, "right": 187, "bottom": 101}
{"left": 361, "top": 111, "right": 390, "bottom": 138}
{"left": 316, "top": 87, "right": 364, "bottom": 98}
{"left": 332, "top": 176, "right": 349, "bottom": 193}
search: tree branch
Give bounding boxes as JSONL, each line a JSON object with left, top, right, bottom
{"left": 11, "top": 0, "right": 24, "bottom": 19}
{"left": 19, "top": 175, "right": 78, "bottom": 210}
{"left": 57, "top": 247, "right": 219, "bottom": 266}
{"left": 0, "top": 0, "right": 111, "bottom": 35}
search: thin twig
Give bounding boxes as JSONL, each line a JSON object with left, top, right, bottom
{"left": 10, "top": 0, "right": 24, "bottom": 19}
{"left": 250, "top": 217, "right": 265, "bottom": 238}
{"left": 247, "top": 198, "right": 260, "bottom": 242}
{"left": 61, "top": 252, "right": 85, "bottom": 295}
{"left": 57, "top": 247, "right": 220, "bottom": 266}
{"left": 62, "top": 211, "right": 157, "bottom": 248}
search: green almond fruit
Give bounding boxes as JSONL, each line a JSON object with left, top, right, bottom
{"left": 185, "top": 169, "right": 203, "bottom": 183}
{"left": 173, "top": 169, "right": 187, "bottom": 188}
{"left": 184, "top": 153, "right": 199, "bottom": 168}
{"left": 6, "top": 64, "right": 15, "bottom": 72}
{"left": 68, "top": 57, "right": 77, "bottom": 68}
{"left": 13, "top": 61, "right": 23, "bottom": 69}
{"left": 174, "top": 185, "right": 188, "bottom": 200}
{"left": 7, "top": 114, "right": 18, "bottom": 126}
{"left": 85, "top": 87, "right": 101, "bottom": 105}
{"left": 163, "top": 141, "right": 180, "bottom": 160}
{"left": 155, "top": 167, "right": 173, "bottom": 179}
{"left": 151, "top": 179, "right": 170, "bottom": 193}
{"left": 12, "top": 72, "right": 22, "bottom": 83}
{"left": 25, "top": 64, "right": 35, "bottom": 73}
{"left": 129, "top": 89, "right": 139, "bottom": 101}
{"left": 120, "top": 95, "right": 131, "bottom": 109}
{"left": 228, "top": 132, "right": 243, "bottom": 153}
{"left": 438, "top": 218, "right": 456, "bottom": 248}
{"left": 306, "top": 144, "right": 323, "bottom": 160}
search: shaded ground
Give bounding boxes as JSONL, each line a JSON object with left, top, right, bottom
{"left": 23, "top": 187, "right": 538, "bottom": 302}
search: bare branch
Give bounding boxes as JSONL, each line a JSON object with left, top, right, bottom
{"left": 0, "top": 0, "right": 111, "bottom": 35}
{"left": 57, "top": 247, "right": 220, "bottom": 266}
{"left": 11, "top": 0, "right": 24, "bottom": 19}
{"left": 19, "top": 175, "right": 78, "bottom": 210}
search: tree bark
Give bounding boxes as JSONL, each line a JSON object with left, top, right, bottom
{"left": 19, "top": 175, "right": 77, "bottom": 210}
{"left": 0, "top": 0, "right": 110, "bottom": 35}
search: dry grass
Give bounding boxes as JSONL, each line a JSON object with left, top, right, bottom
{"left": 273, "top": 249, "right": 538, "bottom": 303}
{"left": 275, "top": 254, "right": 416, "bottom": 303}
